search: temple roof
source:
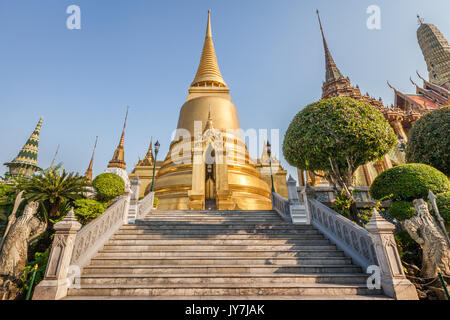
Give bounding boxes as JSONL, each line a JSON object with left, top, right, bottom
{"left": 316, "top": 10, "right": 344, "bottom": 84}
{"left": 191, "top": 10, "right": 227, "bottom": 88}
{"left": 5, "top": 117, "right": 42, "bottom": 168}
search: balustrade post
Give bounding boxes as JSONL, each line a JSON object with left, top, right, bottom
{"left": 127, "top": 175, "right": 141, "bottom": 223}
{"left": 287, "top": 175, "right": 299, "bottom": 205}
{"left": 366, "top": 209, "right": 418, "bottom": 300}
{"left": 33, "top": 209, "right": 81, "bottom": 300}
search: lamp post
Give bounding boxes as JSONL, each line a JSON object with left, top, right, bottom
{"left": 150, "top": 140, "right": 160, "bottom": 192}
{"left": 267, "top": 141, "right": 275, "bottom": 193}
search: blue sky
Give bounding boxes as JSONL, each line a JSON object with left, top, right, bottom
{"left": 1, "top": 0, "right": 449, "bottom": 181}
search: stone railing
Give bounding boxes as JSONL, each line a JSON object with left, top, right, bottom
{"left": 33, "top": 193, "right": 131, "bottom": 300}
{"left": 127, "top": 176, "right": 154, "bottom": 223}
{"left": 309, "top": 198, "right": 377, "bottom": 269}
{"left": 138, "top": 191, "right": 155, "bottom": 219}
{"left": 71, "top": 196, "right": 129, "bottom": 267}
{"left": 308, "top": 198, "right": 418, "bottom": 300}
{"left": 271, "top": 192, "right": 291, "bottom": 222}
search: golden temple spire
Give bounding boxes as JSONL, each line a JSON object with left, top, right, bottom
{"left": 316, "top": 10, "right": 344, "bottom": 84}
{"left": 191, "top": 10, "right": 227, "bottom": 88}
{"left": 108, "top": 107, "right": 128, "bottom": 170}
{"left": 144, "top": 136, "right": 154, "bottom": 164}
{"left": 85, "top": 136, "right": 98, "bottom": 181}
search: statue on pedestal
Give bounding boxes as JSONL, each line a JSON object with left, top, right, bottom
{"left": 402, "top": 199, "right": 450, "bottom": 278}
{"left": 0, "top": 200, "right": 46, "bottom": 300}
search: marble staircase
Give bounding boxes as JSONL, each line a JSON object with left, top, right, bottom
{"left": 65, "top": 210, "right": 388, "bottom": 299}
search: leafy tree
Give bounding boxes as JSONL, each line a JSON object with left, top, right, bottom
{"left": 283, "top": 97, "right": 397, "bottom": 221}
{"left": 92, "top": 173, "right": 125, "bottom": 202}
{"left": 406, "top": 106, "right": 450, "bottom": 175}
{"left": 18, "top": 167, "right": 90, "bottom": 219}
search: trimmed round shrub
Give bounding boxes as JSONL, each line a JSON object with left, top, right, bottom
{"left": 74, "top": 198, "right": 107, "bottom": 225}
{"left": 406, "top": 106, "right": 450, "bottom": 175}
{"left": 92, "top": 173, "right": 125, "bottom": 202}
{"left": 370, "top": 163, "right": 450, "bottom": 201}
{"left": 388, "top": 201, "right": 416, "bottom": 221}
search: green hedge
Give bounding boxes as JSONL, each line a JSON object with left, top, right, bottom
{"left": 370, "top": 163, "right": 450, "bottom": 201}
{"left": 74, "top": 198, "right": 107, "bottom": 225}
{"left": 406, "top": 106, "right": 450, "bottom": 175}
{"left": 388, "top": 201, "right": 416, "bottom": 221}
{"left": 92, "top": 173, "right": 125, "bottom": 202}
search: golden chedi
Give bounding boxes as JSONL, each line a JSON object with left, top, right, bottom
{"left": 154, "top": 10, "right": 272, "bottom": 210}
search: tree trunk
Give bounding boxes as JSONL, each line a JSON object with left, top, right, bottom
{"left": 341, "top": 183, "right": 359, "bottom": 223}
{"left": 49, "top": 198, "right": 61, "bottom": 218}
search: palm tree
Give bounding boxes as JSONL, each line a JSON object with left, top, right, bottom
{"left": 19, "top": 166, "right": 90, "bottom": 219}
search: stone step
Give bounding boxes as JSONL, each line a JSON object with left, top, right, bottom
{"left": 89, "top": 257, "right": 353, "bottom": 266}
{"left": 136, "top": 221, "right": 294, "bottom": 226}
{"left": 79, "top": 273, "right": 370, "bottom": 285}
{"left": 142, "top": 216, "right": 283, "bottom": 220}
{"left": 146, "top": 214, "right": 282, "bottom": 218}
{"left": 67, "top": 283, "right": 382, "bottom": 297}
{"left": 82, "top": 264, "right": 362, "bottom": 275}
{"left": 116, "top": 228, "right": 321, "bottom": 235}
{"left": 102, "top": 244, "right": 338, "bottom": 251}
{"left": 110, "top": 234, "right": 325, "bottom": 240}
{"left": 106, "top": 238, "right": 331, "bottom": 245}
{"left": 151, "top": 210, "right": 277, "bottom": 214}
{"left": 124, "top": 224, "right": 315, "bottom": 231}
{"left": 97, "top": 249, "right": 346, "bottom": 258}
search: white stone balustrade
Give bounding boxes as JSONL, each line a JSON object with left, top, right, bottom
{"left": 33, "top": 193, "right": 131, "bottom": 300}
{"left": 308, "top": 198, "right": 418, "bottom": 300}
{"left": 32, "top": 209, "right": 82, "bottom": 300}
{"left": 366, "top": 209, "right": 419, "bottom": 300}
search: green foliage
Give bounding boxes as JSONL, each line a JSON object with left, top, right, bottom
{"left": 395, "top": 230, "right": 422, "bottom": 266}
{"left": 370, "top": 163, "right": 450, "bottom": 201}
{"left": 74, "top": 198, "right": 107, "bottom": 225}
{"left": 331, "top": 190, "right": 352, "bottom": 218}
{"left": 388, "top": 201, "right": 416, "bottom": 221}
{"left": 18, "top": 249, "right": 50, "bottom": 298}
{"left": 18, "top": 167, "right": 90, "bottom": 218}
{"left": 436, "top": 191, "right": 450, "bottom": 233}
{"left": 153, "top": 196, "right": 158, "bottom": 208}
{"left": 92, "top": 173, "right": 125, "bottom": 202}
{"left": 283, "top": 97, "right": 397, "bottom": 186}
{"left": 406, "top": 106, "right": 450, "bottom": 175}
{"left": 0, "top": 184, "right": 15, "bottom": 221}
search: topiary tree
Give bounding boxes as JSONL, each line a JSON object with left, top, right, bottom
{"left": 74, "top": 198, "right": 107, "bottom": 225}
{"left": 283, "top": 97, "right": 397, "bottom": 221}
{"left": 406, "top": 106, "right": 450, "bottom": 175}
{"left": 370, "top": 163, "right": 450, "bottom": 201}
{"left": 92, "top": 173, "right": 125, "bottom": 202}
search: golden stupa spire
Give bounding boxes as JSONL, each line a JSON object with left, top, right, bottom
{"left": 204, "top": 106, "right": 214, "bottom": 132}
{"left": 316, "top": 10, "right": 344, "bottom": 84}
{"left": 108, "top": 107, "right": 128, "bottom": 170}
{"left": 144, "top": 136, "right": 154, "bottom": 164}
{"left": 191, "top": 10, "right": 227, "bottom": 88}
{"left": 85, "top": 136, "right": 98, "bottom": 181}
